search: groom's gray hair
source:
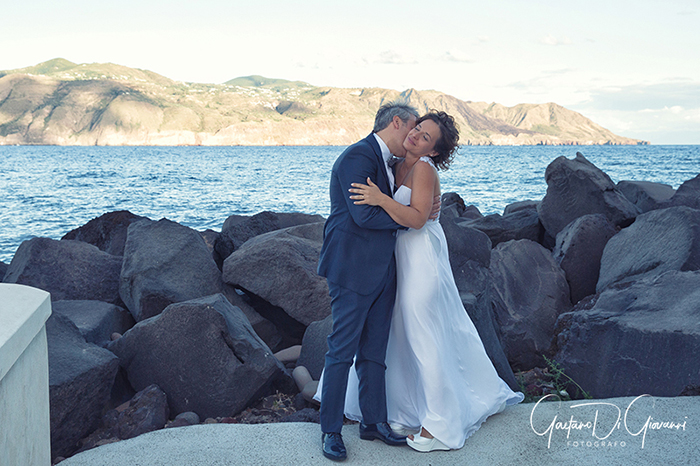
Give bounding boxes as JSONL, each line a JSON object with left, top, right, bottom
{"left": 373, "top": 101, "right": 419, "bottom": 133}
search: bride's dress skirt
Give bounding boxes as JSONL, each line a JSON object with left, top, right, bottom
{"left": 315, "top": 184, "right": 523, "bottom": 449}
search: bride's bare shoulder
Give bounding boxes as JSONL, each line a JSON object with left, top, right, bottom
{"left": 416, "top": 157, "right": 438, "bottom": 174}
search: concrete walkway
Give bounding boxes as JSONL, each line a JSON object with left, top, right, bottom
{"left": 61, "top": 395, "right": 698, "bottom": 466}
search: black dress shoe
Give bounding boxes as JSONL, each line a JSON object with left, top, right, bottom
{"left": 322, "top": 432, "right": 347, "bottom": 461}
{"left": 359, "top": 422, "right": 407, "bottom": 446}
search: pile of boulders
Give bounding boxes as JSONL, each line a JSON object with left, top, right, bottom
{"left": 2, "top": 151, "right": 698, "bottom": 462}
{"left": 2, "top": 210, "right": 324, "bottom": 461}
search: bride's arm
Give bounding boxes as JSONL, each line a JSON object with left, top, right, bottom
{"left": 350, "top": 162, "right": 436, "bottom": 230}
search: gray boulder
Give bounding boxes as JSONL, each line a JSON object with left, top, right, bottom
{"left": 223, "top": 222, "right": 330, "bottom": 341}
{"left": 4, "top": 238, "right": 122, "bottom": 304}
{"left": 222, "top": 284, "right": 287, "bottom": 353}
{"left": 490, "top": 239, "right": 572, "bottom": 371}
{"left": 119, "top": 218, "right": 223, "bottom": 322}
{"left": 441, "top": 203, "right": 463, "bottom": 220}
{"left": 103, "top": 384, "right": 169, "bottom": 440}
{"left": 617, "top": 180, "right": 675, "bottom": 213}
{"left": 462, "top": 205, "right": 484, "bottom": 220}
{"left": 441, "top": 217, "right": 492, "bottom": 271}
{"left": 555, "top": 270, "right": 700, "bottom": 398}
{"left": 296, "top": 315, "right": 333, "bottom": 380}
{"left": 0, "top": 260, "right": 8, "bottom": 281}
{"left": 537, "top": 152, "right": 640, "bottom": 236}
{"left": 665, "top": 174, "right": 700, "bottom": 209}
{"left": 553, "top": 214, "right": 618, "bottom": 304}
{"left": 442, "top": 218, "right": 519, "bottom": 389}
{"left": 597, "top": 206, "right": 700, "bottom": 292}
{"left": 441, "top": 192, "right": 465, "bottom": 210}
{"left": 199, "top": 229, "right": 220, "bottom": 256}
{"left": 439, "top": 192, "right": 483, "bottom": 220}
{"left": 456, "top": 209, "right": 542, "bottom": 247}
{"left": 61, "top": 210, "right": 149, "bottom": 256}
{"left": 52, "top": 300, "right": 135, "bottom": 347}
{"left": 504, "top": 200, "right": 539, "bottom": 216}
{"left": 214, "top": 211, "right": 325, "bottom": 267}
{"left": 108, "top": 294, "right": 286, "bottom": 419}
{"left": 47, "top": 315, "right": 120, "bottom": 458}
{"left": 440, "top": 192, "right": 466, "bottom": 219}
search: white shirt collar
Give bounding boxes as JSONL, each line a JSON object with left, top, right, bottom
{"left": 373, "top": 133, "right": 393, "bottom": 163}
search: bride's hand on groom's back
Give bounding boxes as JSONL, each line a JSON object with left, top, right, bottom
{"left": 429, "top": 196, "right": 441, "bottom": 220}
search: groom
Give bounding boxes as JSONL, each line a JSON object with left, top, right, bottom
{"left": 316, "top": 102, "right": 419, "bottom": 461}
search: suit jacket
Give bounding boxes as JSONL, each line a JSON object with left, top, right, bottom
{"left": 317, "top": 134, "right": 403, "bottom": 295}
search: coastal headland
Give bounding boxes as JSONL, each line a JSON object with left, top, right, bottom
{"left": 0, "top": 58, "right": 647, "bottom": 146}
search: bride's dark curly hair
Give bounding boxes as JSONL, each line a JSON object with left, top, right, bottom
{"left": 419, "top": 110, "right": 459, "bottom": 171}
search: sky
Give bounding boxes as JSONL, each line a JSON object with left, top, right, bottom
{"left": 3, "top": 0, "right": 699, "bottom": 144}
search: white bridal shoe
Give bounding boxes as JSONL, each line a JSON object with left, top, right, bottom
{"left": 390, "top": 424, "right": 420, "bottom": 437}
{"left": 406, "top": 431, "right": 450, "bottom": 452}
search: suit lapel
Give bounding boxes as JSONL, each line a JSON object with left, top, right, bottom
{"left": 365, "top": 134, "right": 392, "bottom": 195}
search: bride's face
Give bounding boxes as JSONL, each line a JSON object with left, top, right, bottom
{"left": 403, "top": 119, "right": 441, "bottom": 157}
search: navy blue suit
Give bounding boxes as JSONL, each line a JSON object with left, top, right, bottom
{"left": 317, "top": 134, "right": 403, "bottom": 433}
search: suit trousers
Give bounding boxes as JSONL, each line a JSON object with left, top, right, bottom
{"left": 319, "top": 257, "right": 397, "bottom": 434}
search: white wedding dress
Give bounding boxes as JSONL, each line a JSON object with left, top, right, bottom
{"left": 315, "top": 157, "right": 523, "bottom": 449}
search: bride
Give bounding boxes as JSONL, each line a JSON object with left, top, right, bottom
{"left": 316, "top": 110, "right": 523, "bottom": 452}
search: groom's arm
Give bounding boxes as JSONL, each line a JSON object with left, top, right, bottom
{"left": 337, "top": 148, "right": 403, "bottom": 231}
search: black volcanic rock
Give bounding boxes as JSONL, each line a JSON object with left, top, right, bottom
{"left": 108, "top": 294, "right": 286, "bottom": 419}
{"left": 296, "top": 315, "right": 333, "bottom": 381}
{"left": 503, "top": 200, "right": 539, "bottom": 216}
{"left": 48, "top": 314, "right": 119, "bottom": 459}
{"left": 555, "top": 270, "right": 700, "bottom": 398}
{"left": 537, "top": 152, "right": 640, "bottom": 236}
{"left": 456, "top": 209, "right": 543, "bottom": 247}
{"left": 62, "top": 210, "right": 149, "bottom": 256}
{"left": 119, "top": 218, "right": 223, "bottom": 321}
{"left": 597, "top": 206, "right": 700, "bottom": 292}
{"left": 617, "top": 180, "right": 675, "bottom": 213}
{"left": 107, "top": 384, "right": 169, "bottom": 440}
{"left": 223, "top": 222, "right": 329, "bottom": 336}
{"left": 665, "top": 174, "right": 700, "bottom": 210}
{"left": 490, "top": 239, "right": 572, "bottom": 371}
{"left": 214, "top": 211, "right": 325, "bottom": 268}
{"left": 222, "top": 284, "right": 287, "bottom": 353}
{"left": 52, "top": 300, "right": 135, "bottom": 347}
{"left": 553, "top": 214, "right": 618, "bottom": 304}
{"left": 3, "top": 237, "right": 122, "bottom": 304}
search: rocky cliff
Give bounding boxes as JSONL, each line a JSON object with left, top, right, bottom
{"left": 0, "top": 58, "right": 647, "bottom": 146}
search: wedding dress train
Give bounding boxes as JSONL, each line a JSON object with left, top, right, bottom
{"left": 315, "top": 157, "right": 523, "bottom": 449}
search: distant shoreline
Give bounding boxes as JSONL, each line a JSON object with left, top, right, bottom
{"left": 0, "top": 59, "right": 648, "bottom": 147}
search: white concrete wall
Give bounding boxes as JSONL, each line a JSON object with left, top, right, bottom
{"left": 0, "top": 283, "right": 52, "bottom": 466}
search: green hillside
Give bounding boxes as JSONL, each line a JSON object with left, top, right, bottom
{"left": 0, "top": 59, "right": 647, "bottom": 146}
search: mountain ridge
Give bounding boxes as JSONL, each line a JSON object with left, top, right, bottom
{"left": 0, "top": 59, "right": 648, "bottom": 146}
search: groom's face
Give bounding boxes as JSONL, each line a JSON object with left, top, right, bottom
{"left": 394, "top": 116, "right": 417, "bottom": 157}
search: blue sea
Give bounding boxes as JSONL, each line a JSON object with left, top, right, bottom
{"left": 1, "top": 145, "right": 698, "bottom": 264}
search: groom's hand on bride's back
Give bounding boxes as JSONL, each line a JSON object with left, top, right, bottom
{"left": 429, "top": 195, "right": 441, "bottom": 220}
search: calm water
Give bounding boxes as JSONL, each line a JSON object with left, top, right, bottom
{"left": 1, "top": 145, "right": 698, "bottom": 263}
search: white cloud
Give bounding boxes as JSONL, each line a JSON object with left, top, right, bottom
{"left": 373, "top": 50, "right": 417, "bottom": 65}
{"left": 686, "top": 108, "right": 700, "bottom": 123}
{"left": 540, "top": 34, "right": 572, "bottom": 46}
{"left": 442, "top": 49, "right": 473, "bottom": 63}
{"left": 477, "top": 35, "right": 490, "bottom": 43}
{"left": 577, "top": 81, "right": 700, "bottom": 111}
